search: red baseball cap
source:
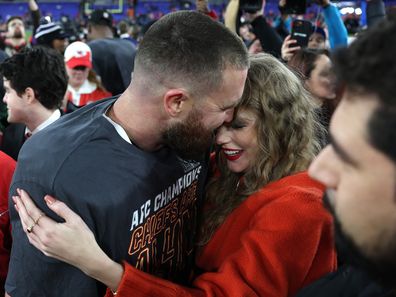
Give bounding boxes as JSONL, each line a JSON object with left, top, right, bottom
{"left": 64, "top": 41, "right": 92, "bottom": 69}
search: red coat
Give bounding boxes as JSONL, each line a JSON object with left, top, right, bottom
{"left": 66, "top": 86, "right": 111, "bottom": 107}
{"left": 105, "top": 172, "right": 336, "bottom": 297}
{"left": 0, "top": 152, "right": 16, "bottom": 292}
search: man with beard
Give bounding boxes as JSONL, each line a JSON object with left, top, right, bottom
{"left": 296, "top": 19, "right": 396, "bottom": 297}
{"left": 5, "top": 11, "right": 248, "bottom": 297}
{"left": 0, "top": 0, "right": 40, "bottom": 57}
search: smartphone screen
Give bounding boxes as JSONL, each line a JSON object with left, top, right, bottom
{"left": 291, "top": 19, "right": 312, "bottom": 47}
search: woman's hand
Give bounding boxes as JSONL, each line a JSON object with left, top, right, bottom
{"left": 281, "top": 35, "right": 300, "bottom": 61}
{"left": 13, "top": 189, "right": 124, "bottom": 293}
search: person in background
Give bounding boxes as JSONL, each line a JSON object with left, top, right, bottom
{"left": 117, "top": 21, "right": 138, "bottom": 46}
{"left": 14, "top": 53, "right": 336, "bottom": 297}
{"left": 0, "top": 152, "right": 15, "bottom": 296}
{"left": 0, "top": 0, "right": 40, "bottom": 57}
{"left": 281, "top": 0, "right": 348, "bottom": 62}
{"left": 34, "top": 17, "right": 69, "bottom": 54}
{"left": 225, "top": 0, "right": 283, "bottom": 57}
{"left": 287, "top": 48, "right": 337, "bottom": 145}
{"left": 87, "top": 9, "right": 136, "bottom": 96}
{"left": 366, "top": 0, "right": 386, "bottom": 28}
{"left": 63, "top": 41, "right": 111, "bottom": 111}
{"left": 0, "top": 47, "right": 67, "bottom": 160}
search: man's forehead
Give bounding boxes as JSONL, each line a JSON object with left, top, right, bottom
{"left": 9, "top": 19, "right": 23, "bottom": 26}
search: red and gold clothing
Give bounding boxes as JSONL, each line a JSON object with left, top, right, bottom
{"left": 0, "top": 152, "right": 16, "bottom": 293}
{"left": 106, "top": 171, "right": 337, "bottom": 297}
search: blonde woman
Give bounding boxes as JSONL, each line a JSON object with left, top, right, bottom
{"left": 14, "top": 53, "right": 336, "bottom": 297}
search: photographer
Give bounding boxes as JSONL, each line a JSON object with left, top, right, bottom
{"left": 280, "top": 0, "right": 348, "bottom": 61}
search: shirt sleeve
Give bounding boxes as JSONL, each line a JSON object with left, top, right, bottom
{"left": 323, "top": 4, "right": 348, "bottom": 49}
{"left": 5, "top": 180, "right": 104, "bottom": 297}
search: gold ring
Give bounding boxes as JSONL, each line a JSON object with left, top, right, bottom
{"left": 34, "top": 213, "right": 44, "bottom": 224}
{"left": 26, "top": 223, "right": 36, "bottom": 233}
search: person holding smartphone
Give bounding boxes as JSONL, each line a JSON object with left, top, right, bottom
{"left": 281, "top": 0, "right": 348, "bottom": 62}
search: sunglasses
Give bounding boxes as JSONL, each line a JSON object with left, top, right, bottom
{"left": 73, "top": 66, "right": 88, "bottom": 71}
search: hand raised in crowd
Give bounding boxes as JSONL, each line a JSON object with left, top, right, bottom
{"left": 196, "top": 0, "right": 210, "bottom": 13}
{"left": 12, "top": 189, "right": 123, "bottom": 293}
{"left": 281, "top": 34, "right": 300, "bottom": 61}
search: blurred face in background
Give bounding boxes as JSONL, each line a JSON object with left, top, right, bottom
{"left": 7, "top": 18, "right": 25, "bottom": 39}
{"left": 52, "top": 38, "right": 69, "bottom": 55}
{"left": 306, "top": 54, "right": 336, "bottom": 104}
{"left": 66, "top": 65, "right": 89, "bottom": 90}
{"left": 308, "top": 32, "right": 326, "bottom": 49}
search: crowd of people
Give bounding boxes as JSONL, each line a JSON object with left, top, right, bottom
{"left": 0, "top": 0, "right": 395, "bottom": 296}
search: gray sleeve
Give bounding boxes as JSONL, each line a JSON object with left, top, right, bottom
{"left": 5, "top": 181, "right": 103, "bottom": 297}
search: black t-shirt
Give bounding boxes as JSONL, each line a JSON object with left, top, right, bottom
{"left": 6, "top": 97, "right": 209, "bottom": 296}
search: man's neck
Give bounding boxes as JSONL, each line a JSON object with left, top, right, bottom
{"left": 109, "top": 94, "right": 164, "bottom": 152}
{"left": 25, "top": 108, "right": 57, "bottom": 133}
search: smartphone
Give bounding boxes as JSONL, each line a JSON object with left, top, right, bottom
{"left": 239, "top": 0, "right": 263, "bottom": 13}
{"left": 283, "top": 0, "right": 307, "bottom": 15}
{"left": 291, "top": 19, "right": 312, "bottom": 47}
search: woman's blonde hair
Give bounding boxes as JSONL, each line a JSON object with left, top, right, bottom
{"left": 198, "top": 53, "right": 323, "bottom": 245}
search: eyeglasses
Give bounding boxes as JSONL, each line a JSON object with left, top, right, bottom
{"left": 73, "top": 66, "right": 87, "bottom": 71}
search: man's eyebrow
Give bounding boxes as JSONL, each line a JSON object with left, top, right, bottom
{"left": 329, "top": 133, "right": 359, "bottom": 167}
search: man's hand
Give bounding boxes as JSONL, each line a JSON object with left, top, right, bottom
{"left": 196, "top": 0, "right": 209, "bottom": 13}
{"left": 281, "top": 35, "right": 300, "bottom": 62}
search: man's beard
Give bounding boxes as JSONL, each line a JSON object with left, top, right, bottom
{"left": 12, "top": 29, "right": 23, "bottom": 39}
{"left": 162, "top": 108, "right": 214, "bottom": 161}
{"left": 323, "top": 192, "right": 396, "bottom": 289}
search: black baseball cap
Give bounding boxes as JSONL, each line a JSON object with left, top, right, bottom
{"left": 88, "top": 9, "right": 113, "bottom": 29}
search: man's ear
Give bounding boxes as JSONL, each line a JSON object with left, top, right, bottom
{"left": 23, "top": 87, "right": 36, "bottom": 104}
{"left": 163, "top": 89, "right": 192, "bottom": 117}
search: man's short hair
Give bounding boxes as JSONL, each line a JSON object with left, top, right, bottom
{"left": 6, "top": 16, "right": 23, "bottom": 27}
{"left": 0, "top": 47, "right": 68, "bottom": 110}
{"left": 332, "top": 19, "right": 396, "bottom": 162}
{"left": 134, "top": 11, "right": 249, "bottom": 97}
{"left": 88, "top": 9, "right": 113, "bottom": 29}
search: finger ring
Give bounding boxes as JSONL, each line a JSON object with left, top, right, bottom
{"left": 27, "top": 223, "right": 36, "bottom": 233}
{"left": 34, "top": 213, "right": 45, "bottom": 224}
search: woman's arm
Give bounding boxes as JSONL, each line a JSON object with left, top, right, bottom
{"left": 14, "top": 190, "right": 123, "bottom": 293}
{"left": 224, "top": 0, "right": 240, "bottom": 33}
{"left": 14, "top": 184, "right": 336, "bottom": 297}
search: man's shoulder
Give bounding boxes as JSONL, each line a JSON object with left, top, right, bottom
{"left": 18, "top": 98, "right": 117, "bottom": 165}
{"left": 88, "top": 38, "right": 136, "bottom": 51}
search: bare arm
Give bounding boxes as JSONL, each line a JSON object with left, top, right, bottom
{"left": 224, "top": 0, "right": 239, "bottom": 33}
{"left": 13, "top": 189, "right": 123, "bottom": 293}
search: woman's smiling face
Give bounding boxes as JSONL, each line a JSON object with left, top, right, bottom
{"left": 215, "top": 108, "right": 259, "bottom": 173}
